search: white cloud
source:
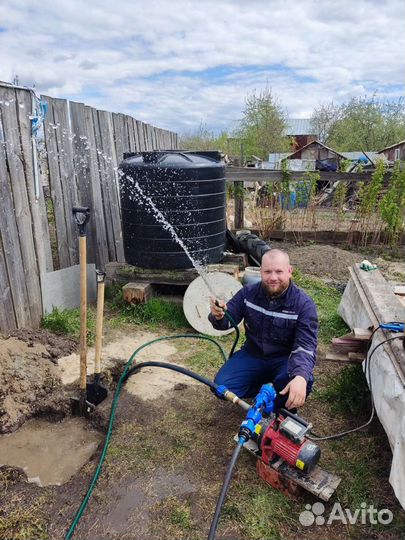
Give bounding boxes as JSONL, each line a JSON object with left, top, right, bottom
{"left": 0, "top": 0, "right": 403, "bottom": 133}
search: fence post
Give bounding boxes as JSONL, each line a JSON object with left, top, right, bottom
{"left": 234, "top": 181, "right": 244, "bottom": 229}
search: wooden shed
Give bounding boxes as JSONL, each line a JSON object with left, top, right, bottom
{"left": 377, "top": 140, "right": 405, "bottom": 162}
{"left": 282, "top": 140, "right": 346, "bottom": 171}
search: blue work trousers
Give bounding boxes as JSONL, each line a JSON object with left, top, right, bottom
{"left": 214, "top": 346, "right": 313, "bottom": 411}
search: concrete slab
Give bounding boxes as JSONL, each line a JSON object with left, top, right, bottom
{"left": 41, "top": 264, "right": 97, "bottom": 314}
{"left": 339, "top": 264, "right": 405, "bottom": 510}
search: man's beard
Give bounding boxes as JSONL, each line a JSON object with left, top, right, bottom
{"left": 262, "top": 281, "right": 289, "bottom": 297}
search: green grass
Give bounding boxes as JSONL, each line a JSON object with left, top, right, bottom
{"left": 293, "top": 268, "right": 349, "bottom": 344}
{"left": 169, "top": 500, "right": 194, "bottom": 530}
{"left": 108, "top": 294, "right": 189, "bottom": 330}
{"left": 229, "top": 482, "right": 296, "bottom": 539}
{"left": 41, "top": 306, "right": 96, "bottom": 345}
{"left": 314, "top": 364, "right": 370, "bottom": 416}
{"left": 0, "top": 497, "right": 48, "bottom": 540}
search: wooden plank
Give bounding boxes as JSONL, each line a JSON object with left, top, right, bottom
{"left": 97, "top": 110, "right": 125, "bottom": 262}
{"left": 0, "top": 89, "right": 31, "bottom": 327}
{"left": 121, "top": 114, "right": 131, "bottom": 157}
{"left": 264, "top": 229, "right": 404, "bottom": 245}
{"left": 21, "top": 93, "right": 53, "bottom": 275}
{"left": 122, "top": 282, "right": 154, "bottom": 304}
{"left": 51, "top": 97, "right": 79, "bottom": 265}
{"left": 0, "top": 85, "right": 42, "bottom": 326}
{"left": 143, "top": 122, "right": 152, "bottom": 150}
{"left": 225, "top": 167, "right": 388, "bottom": 183}
{"left": 105, "top": 261, "right": 239, "bottom": 286}
{"left": 131, "top": 117, "right": 141, "bottom": 151}
{"left": 394, "top": 286, "right": 405, "bottom": 296}
{"left": 352, "top": 264, "right": 405, "bottom": 378}
{"left": 234, "top": 181, "right": 244, "bottom": 229}
{"left": 353, "top": 327, "right": 373, "bottom": 340}
{"left": 69, "top": 100, "right": 96, "bottom": 265}
{"left": 82, "top": 107, "right": 109, "bottom": 269}
{"left": 155, "top": 128, "right": 162, "bottom": 149}
{"left": 43, "top": 95, "right": 71, "bottom": 268}
{"left": 348, "top": 352, "right": 366, "bottom": 362}
{"left": 147, "top": 123, "right": 155, "bottom": 150}
{"left": 135, "top": 120, "right": 146, "bottom": 151}
{"left": 126, "top": 114, "right": 137, "bottom": 153}
{"left": 151, "top": 125, "right": 158, "bottom": 149}
{"left": 93, "top": 108, "right": 116, "bottom": 262}
{"left": 112, "top": 112, "right": 125, "bottom": 164}
{"left": 0, "top": 232, "right": 17, "bottom": 332}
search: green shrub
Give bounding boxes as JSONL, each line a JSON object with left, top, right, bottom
{"left": 111, "top": 296, "right": 189, "bottom": 330}
{"left": 41, "top": 307, "right": 96, "bottom": 345}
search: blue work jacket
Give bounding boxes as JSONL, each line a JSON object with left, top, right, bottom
{"left": 208, "top": 281, "right": 318, "bottom": 382}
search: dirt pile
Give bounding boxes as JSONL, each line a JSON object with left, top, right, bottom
{"left": 0, "top": 337, "right": 70, "bottom": 434}
{"left": 6, "top": 328, "right": 77, "bottom": 362}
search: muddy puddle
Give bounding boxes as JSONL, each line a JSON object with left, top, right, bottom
{"left": 0, "top": 417, "right": 102, "bottom": 486}
{"left": 98, "top": 468, "right": 196, "bottom": 536}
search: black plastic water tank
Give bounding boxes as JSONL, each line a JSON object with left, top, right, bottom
{"left": 119, "top": 150, "right": 226, "bottom": 269}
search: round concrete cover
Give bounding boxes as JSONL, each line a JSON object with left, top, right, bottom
{"left": 183, "top": 272, "right": 243, "bottom": 336}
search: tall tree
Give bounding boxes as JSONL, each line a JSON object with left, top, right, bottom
{"left": 179, "top": 123, "right": 228, "bottom": 151}
{"left": 311, "top": 95, "right": 405, "bottom": 151}
{"left": 310, "top": 102, "right": 340, "bottom": 144}
{"left": 237, "top": 88, "right": 290, "bottom": 160}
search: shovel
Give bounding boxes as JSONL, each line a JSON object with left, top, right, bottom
{"left": 86, "top": 270, "right": 108, "bottom": 406}
{"left": 72, "top": 206, "right": 93, "bottom": 416}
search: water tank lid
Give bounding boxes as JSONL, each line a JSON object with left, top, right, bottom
{"left": 183, "top": 272, "right": 243, "bottom": 336}
{"left": 121, "top": 150, "right": 223, "bottom": 169}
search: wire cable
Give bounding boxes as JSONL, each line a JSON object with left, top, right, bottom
{"left": 309, "top": 334, "right": 403, "bottom": 441}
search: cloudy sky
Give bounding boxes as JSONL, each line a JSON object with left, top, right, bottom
{"left": 1, "top": 0, "right": 404, "bottom": 135}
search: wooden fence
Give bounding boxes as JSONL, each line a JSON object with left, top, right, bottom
{"left": 0, "top": 83, "right": 178, "bottom": 333}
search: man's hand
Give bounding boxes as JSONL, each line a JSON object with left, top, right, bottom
{"left": 209, "top": 297, "right": 227, "bottom": 320}
{"left": 279, "top": 376, "right": 307, "bottom": 409}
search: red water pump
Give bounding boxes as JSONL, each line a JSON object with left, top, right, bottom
{"left": 257, "top": 409, "right": 321, "bottom": 474}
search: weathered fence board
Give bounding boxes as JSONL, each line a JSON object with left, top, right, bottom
{"left": 98, "top": 109, "right": 125, "bottom": 262}
{"left": 136, "top": 120, "right": 146, "bottom": 151}
{"left": 69, "top": 100, "right": 97, "bottom": 264}
{"left": 0, "top": 86, "right": 42, "bottom": 327}
{"left": 0, "top": 82, "right": 178, "bottom": 331}
{"left": 127, "top": 114, "right": 137, "bottom": 154}
{"left": 16, "top": 89, "right": 53, "bottom": 275}
{"left": 88, "top": 107, "right": 110, "bottom": 268}
{"left": 0, "top": 237, "right": 16, "bottom": 331}
{"left": 52, "top": 97, "right": 78, "bottom": 265}
{"left": 44, "top": 95, "right": 72, "bottom": 268}
{"left": 130, "top": 116, "right": 141, "bottom": 152}
{"left": 0, "top": 92, "right": 32, "bottom": 328}
{"left": 112, "top": 112, "right": 127, "bottom": 163}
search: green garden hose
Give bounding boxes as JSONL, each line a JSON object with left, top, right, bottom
{"left": 64, "top": 311, "right": 239, "bottom": 540}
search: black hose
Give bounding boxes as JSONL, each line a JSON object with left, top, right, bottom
{"left": 124, "top": 361, "right": 219, "bottom": 389}
{"left": 207, "top": 441, "right": 243, "bottom": 540}
{"left": 64, "top": 313, "right": 241, "bottom": 539}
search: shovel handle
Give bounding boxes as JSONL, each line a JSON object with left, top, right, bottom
{"left": 79, "top": 235, "right": 88, "bottom": 390}
{"left": 72, "top": 206, "right": 90, "bottom": 236}
{"left": 94, "top": 271, "right": 106, "bottom": 375}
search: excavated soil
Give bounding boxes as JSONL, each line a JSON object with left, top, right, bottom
{"left": 6, "top": 328, "right": 77, "bottom": 362}
{"left": 0, "top": 329, "right": 76, "bottom": 434}
{"left": 282, "top": 242, "right": 404, "bottom": 284}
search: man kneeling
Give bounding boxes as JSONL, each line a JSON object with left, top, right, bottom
{"left": 209, "top": 249, "right": 318, "bottom": 411}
